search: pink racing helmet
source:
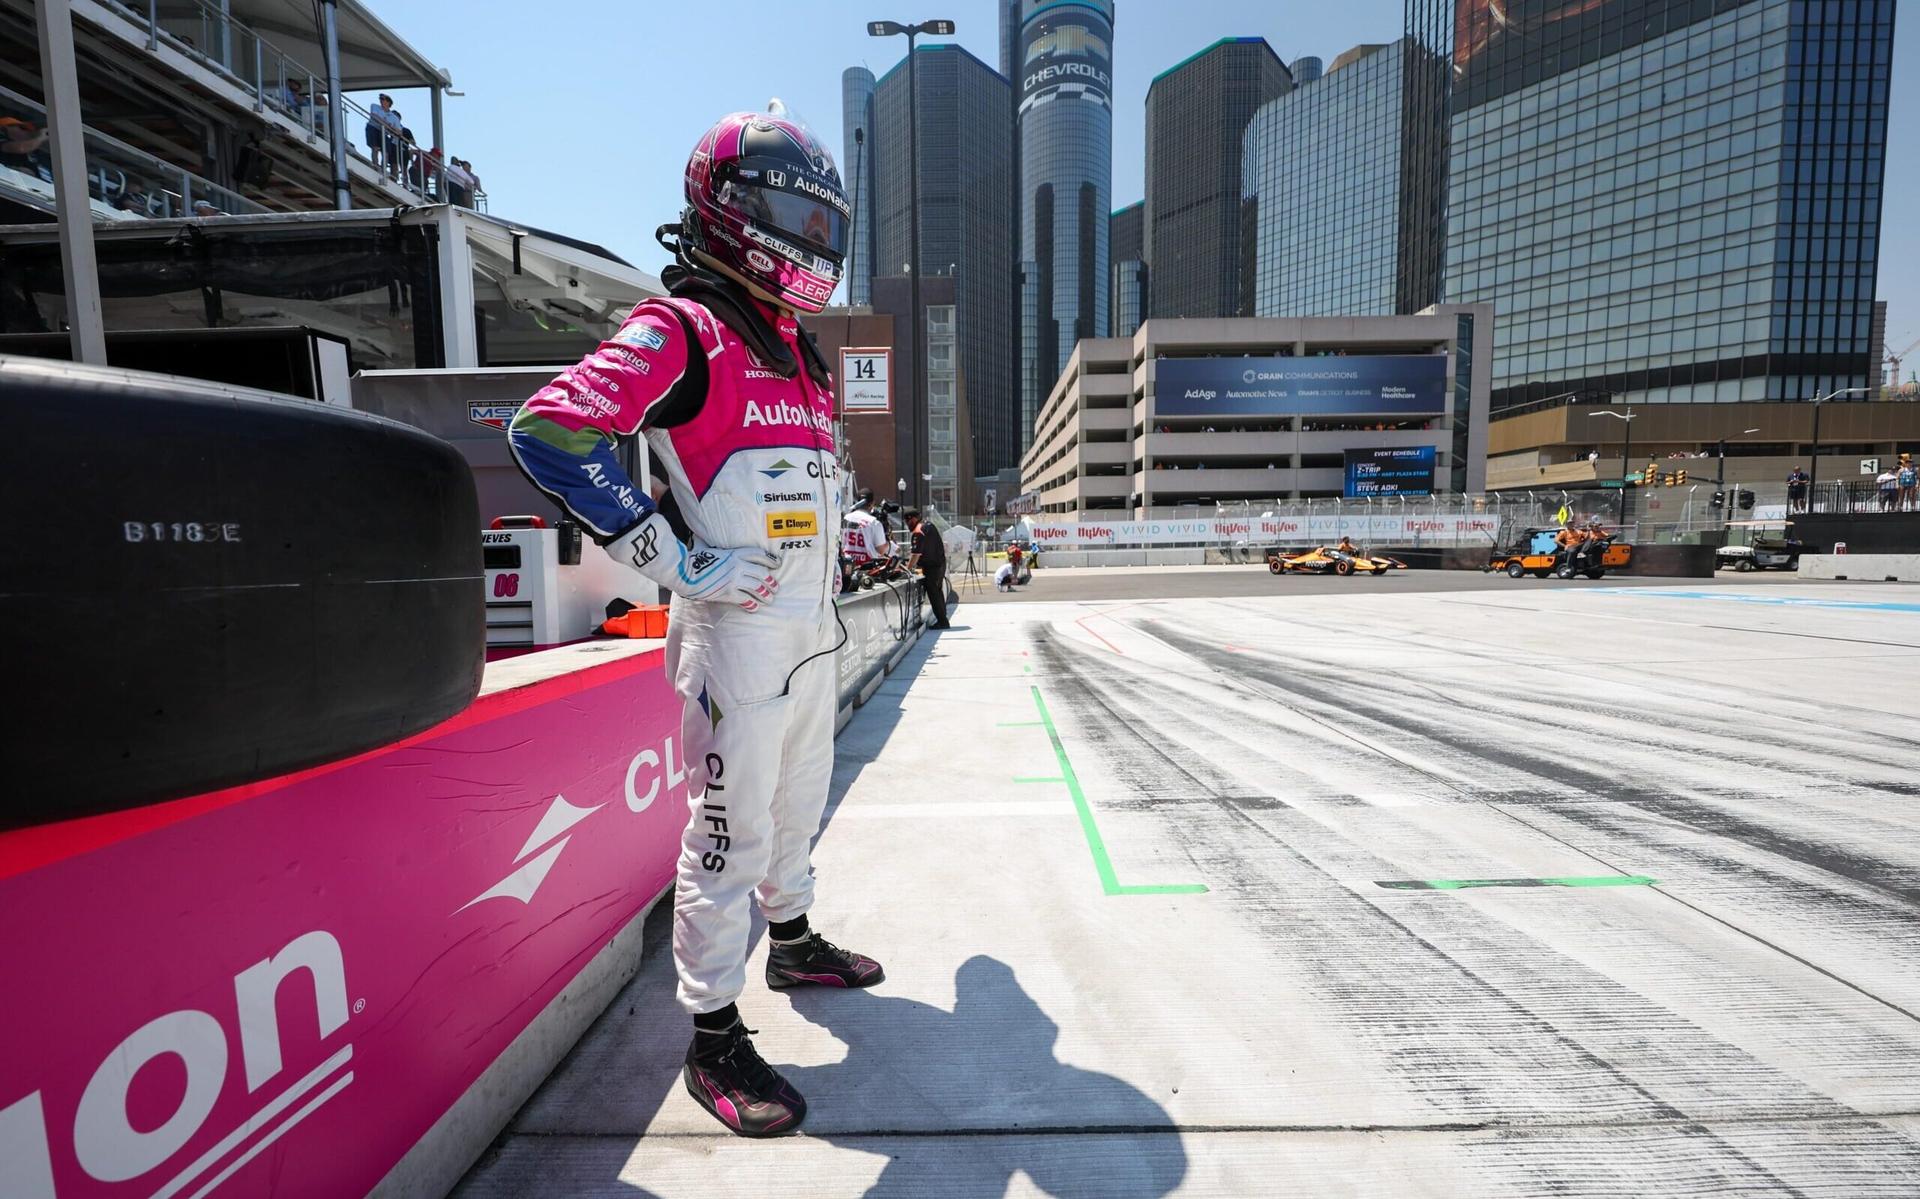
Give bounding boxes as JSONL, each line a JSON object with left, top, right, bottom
{"left": 682, "top": 103, "right": 849, "bottom": 313}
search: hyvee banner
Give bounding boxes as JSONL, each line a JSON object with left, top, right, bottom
{"left": 1027, "top": 514, "right": 1503, "bottom": 547}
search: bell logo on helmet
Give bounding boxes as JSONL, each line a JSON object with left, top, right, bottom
{"left": 745, "top": 248, "right": 776, "bottom": 273}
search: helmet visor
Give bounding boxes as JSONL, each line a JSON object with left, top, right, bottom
{"left": 720, "top": 178, "right": 847, "bottom": 262}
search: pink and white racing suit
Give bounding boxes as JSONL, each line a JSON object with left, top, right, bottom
{"left": 510, "top": 292, "right": 841, "bottom": 1014}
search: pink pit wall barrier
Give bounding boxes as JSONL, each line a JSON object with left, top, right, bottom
{"left": 0, "top": 648, "right": 686, "bottom": 1198}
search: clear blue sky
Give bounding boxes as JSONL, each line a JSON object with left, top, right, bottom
{"left": 360, "top": 0, "right": 1917, "bottom": 357}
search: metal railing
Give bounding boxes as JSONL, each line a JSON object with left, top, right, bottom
{"left": 101, "top": 0, "right": 484, "bottom": 209}
{"left": 0, "top": 84, "right": 262, "bottom": 217}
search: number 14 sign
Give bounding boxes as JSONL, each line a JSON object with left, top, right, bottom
{"left": 840, "top": 347, "right": 891, "bottom": 412}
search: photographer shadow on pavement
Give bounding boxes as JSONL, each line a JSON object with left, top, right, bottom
{"left": 781, "top": 955, "right": 1188, "bottom": 1199}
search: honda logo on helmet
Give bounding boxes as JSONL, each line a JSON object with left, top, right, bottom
{"left": 746, "top": 248, "right": 777, "bottom": 273}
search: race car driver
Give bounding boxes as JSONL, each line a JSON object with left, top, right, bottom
{"left": 507, "top": 103, "right": 881, "bottom": 1139}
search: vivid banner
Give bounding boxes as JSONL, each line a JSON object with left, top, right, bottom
{"left": 1026, "top": 514, "right": 1502, "bottom": 547}
{"left": 0, "top": 650, "right": 687, "bottom": 1199}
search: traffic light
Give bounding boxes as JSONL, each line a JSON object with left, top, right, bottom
{"left": 1661, "top": 472, "right": 1676, "bottom": 487}
{"left": 1675, "top": 468, "right": 1687, "bottom": 486}
{"left": 1738, "top": 489, "right": 1755, "bottom": 510}
{"left": 1711, "top": 489, "right": 1726, "bottom": 509}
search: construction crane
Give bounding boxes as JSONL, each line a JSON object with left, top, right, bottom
{"left": 1885, "top": 332, "right": 1920, "bottom": 391}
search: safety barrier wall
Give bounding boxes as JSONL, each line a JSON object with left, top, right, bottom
{"left": 835, "top": 577, "right": 926, "bottom": 730}
{"left": 1799, "top": 554, "right": 1920, "bottom": 582}
{"left": 1790, "top": 513, "right": 1920, "bottom": 555}
{"left": 0, "top": 592, "right": 923, "bottom": 1199}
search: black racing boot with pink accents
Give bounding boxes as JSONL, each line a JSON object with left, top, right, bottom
{"left": 682, "top": 1022, "right": 806, "bottom": 1138}
{"left": 765, "top": 931, "right": 885, "bottom": 990}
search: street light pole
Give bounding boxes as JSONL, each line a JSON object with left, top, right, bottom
{"left": 906, "top": 33, "right": 923, "bottom": 509}
{"left": 869, "top": 17, "right": 956, "bottom": 511}
{"left": 1587, "top": 407, "right": 1635, "bottom": 525}
{"left": 1806, "top": 386, "right": 1872, "bottom": 510}
{"left": 1717, "top": 427, "right": 1761, "bottom": 525}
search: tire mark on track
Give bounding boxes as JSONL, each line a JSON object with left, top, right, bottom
{"left": 1027, "top": 625, "right": 1920, "bottom": 1196}
{"left": 1144, "top": 620, "right": 1920, "bottom": 1026}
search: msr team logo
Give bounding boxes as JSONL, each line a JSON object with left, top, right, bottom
{"left": 468, "top": 401, "right": 523, "bottom": 430}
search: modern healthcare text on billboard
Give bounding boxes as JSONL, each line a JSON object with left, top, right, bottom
{"left": 1154, "top": 355, "right": 1447, "bottom": 418}
{"left": 1345, "top": 446, "right": 1438, "bottom": 497}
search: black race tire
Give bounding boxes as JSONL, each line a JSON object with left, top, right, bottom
{"left": 1335, "top": 559, "right": 1354, "bottom": 576}
{"left": 0, "top": 359, "right": 485, "bottom": 829}
{"left": 1506, "top": 561, "right": 1527, "bottom": 578}
{"left": 1586, "top": 569, "right": 1606, "bottom": 579}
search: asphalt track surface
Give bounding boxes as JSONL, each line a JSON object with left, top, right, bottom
{"left": 458, "top": 572, "right": 1920, "bottom": 1197}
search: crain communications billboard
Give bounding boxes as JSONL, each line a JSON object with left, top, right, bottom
{"left": 1155, "top": 355, "right": 1447, "bottom": 418}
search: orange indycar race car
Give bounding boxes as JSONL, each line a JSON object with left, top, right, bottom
{"left": 1266, "top": 544, "right": 1406, "bottom": 576}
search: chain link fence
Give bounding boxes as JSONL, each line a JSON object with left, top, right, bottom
{"left": 961, "top": 485, "right": 1864, "bottom": 553}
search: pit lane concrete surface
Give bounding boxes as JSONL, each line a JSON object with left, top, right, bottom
{"left": 456, "top": 572, "right": 1920, "bottom": 1197}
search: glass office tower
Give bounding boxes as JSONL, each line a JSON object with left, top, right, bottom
{"left": 840, "top": 67, "right": 878, "bottom": 308}
{"left": 1016, "top": 0, "right": 1114, "bottom": 451}
{"left": 1419, "top": 0, "right": 1894, "bottom": 409}
{"left": 873, "top": 46, "right": 1019, "bottom": 478}
{"left": 1241, "top": 43, "right": 1406, "bottom": 317}
{"left": 1109, "top": 200, "right": 1146, "bottom": 338}
{"left": 1240, "top": 38, "right": 1448, "bottom": 318}
{"left": 1144, "top": 37, "right": 1291, "bottom": 319}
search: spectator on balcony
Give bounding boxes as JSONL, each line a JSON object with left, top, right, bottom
{"left": 1786, "top": 465, "right": 1809, "bottom": 513}
{"left": 400, "top": 125, "right": 424, "bottom": 190}
{"left": 0, "top": 118, "right": 52, "bottom": 179}
{"left": 365, "top": 93, "right": 401, "bottom": 176}
{"left": 443, "top": 155, "right": 475, "bottom": 207}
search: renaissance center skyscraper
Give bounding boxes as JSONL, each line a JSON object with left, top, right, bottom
{"left": 1014, "top": 0, "right": 1114, "bottom": 451}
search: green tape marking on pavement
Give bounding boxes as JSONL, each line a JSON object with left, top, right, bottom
{"left": 1030, "top": 685, "right": 1209, "bottom": 897}
{"left": 1375, "top": 875, "right": 1658, "bottom": 891}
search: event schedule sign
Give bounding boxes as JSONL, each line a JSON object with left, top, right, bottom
{"left": 840, "top": 348, "right": 891, "bottom": 412}
{"left": 1345, "top": 446, "right": 1438, "bottom": 497}
{"left": 1155, "top": 355, "right": 1448, "bottom": 418}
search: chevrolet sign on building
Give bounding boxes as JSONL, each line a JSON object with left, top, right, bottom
{"left": 1020, "top": 308, "right": 1494, "bottom": 515}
